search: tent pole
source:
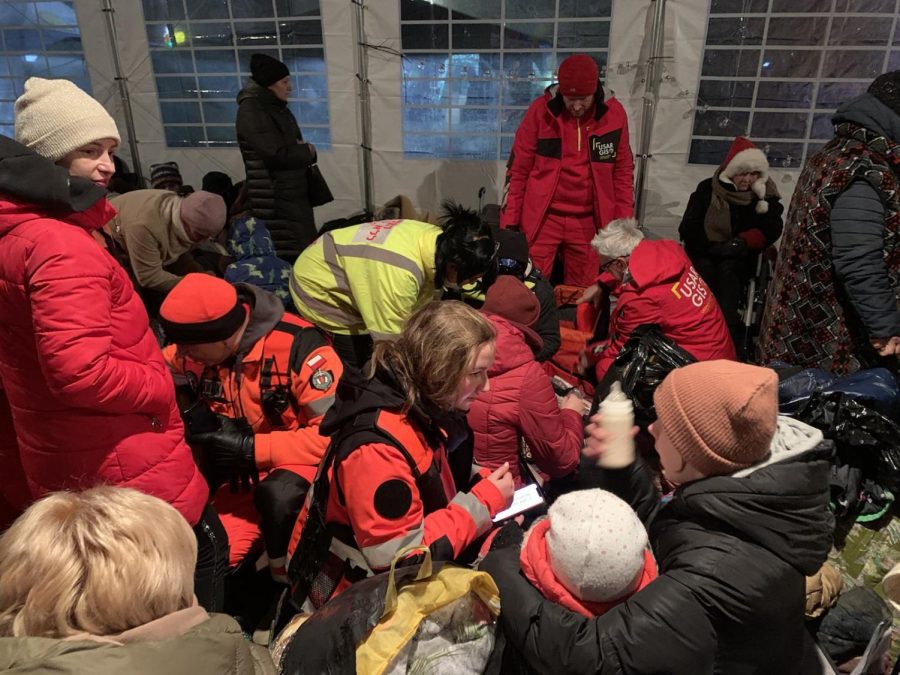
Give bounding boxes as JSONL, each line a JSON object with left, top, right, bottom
{"left": 101, "top": 0, "right": 143, "bottom": 184}
{"left": 633, "top": 0, "right": 667, "bottom": 224}
{"left": 352, "top": 0, "right": 374, "bottom": 214}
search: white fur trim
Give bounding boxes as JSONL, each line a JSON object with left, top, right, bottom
{"left": 722, "top": 147, "right": 769, "bottom": 180}
{"left": 756, "top": 199, "right": 769, "bottom": 214}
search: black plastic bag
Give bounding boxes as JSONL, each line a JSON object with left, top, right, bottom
{"left": 794, "top": 391, "right": 900, "bottom": 495}
{"left": 606, "top": 325, "right": 696, "bottom": 426}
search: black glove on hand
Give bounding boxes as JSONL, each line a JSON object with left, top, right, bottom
{"left": 709, "top": 237, "right": 748, "bottom": 259}
{"left": 192, "top": 418, "right": 257, "bottom": 492}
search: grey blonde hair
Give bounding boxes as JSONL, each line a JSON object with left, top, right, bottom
{"left": 591, "top": 218, "right": 645, "bottom": 259}
{"left": 369, "top": 300, "right": 495, "bottom": 412}
{"left": 0, "top": 487, "right": 196, "bottom": 638}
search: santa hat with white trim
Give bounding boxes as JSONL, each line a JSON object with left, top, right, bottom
{"left": 719, "top": 136, "right": 770, "bottom": 214}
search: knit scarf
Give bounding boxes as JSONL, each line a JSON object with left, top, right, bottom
{"left": 519, "top": 518, "right": 658, "bottom": 618}
{"left": 703, "top": 170, "right": 780, "bottom": 243}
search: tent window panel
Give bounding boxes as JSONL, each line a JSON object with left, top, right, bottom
{"left": 277, "top": 20, "right": 322, "bottom": 46}
{"left": 709, "top": 0, "right": 767, "bottom": 12}
{"left": 502, "top": 79, "right": 552, "bottom": 107}
{"left": 0, "top": 77, "right": 15, "bottom": 99}
{"left": 400, "top": 0, "right": 611, "bottom": 159}
{"left": 205, "top": 125, "right": 237, "bottom": 145}
{"left": 770, "top": 0, "right": 832, "bottom": 12}
{"left": 503, "top": 23, "right": 554, "bottom": 50}
{"left": 0, "top": 101, "right": 12, "bottom": 121}
{"left": 0, "top": 3, "right": 38, "bottom": 26}
{"left": 890, "top": 51, "right": 900, "bottom": 70}
{"left": 452, "top": 23, "right": 501, "bottom": 50}
{"left": 198, "top": 74, "right": 240, "bottom": 99}
{"left": 45, "top": 53, "right": 84, "bottom": 78}
{"left": 692, "top": 109, "right": 750, "bottom": 137}
{"left": 400, "top": 0, "right": 449, "bottom": 22}
{"left": 41, "top": 27, "right": 80, "bottom": 51}
{"left": 404, "top": 134, "right": 450, "bottom": 157}
{"left": 705, "top": 17, "right": 765, "bottom": 46}
{"left": 0, "top": 123, "right": 11, "bottom": 136}
{"left": 755, "top": 141, "right": 803, "bottom": 168}
{"left": 821, "top": 50, "right": 885, "bottom": 79}
{"left": 231, "top": 0, "right": 273, "bottom": 19}
{"left": 766, "top": 17, "right": 828, "bottom": 46}
{"left": 451, "top": 79, "right": 500, "bottom": 106}
{"left": 301, "top": 125, "right": 329, "bottom": 147}
{"left": 156, "top": 76, "right": 198, "bottom": 99}
{"left": 188, "top": 0, "right": 229, "bottom": 21}
{"left": 191, "top": 22, "right": 235, "bottom": 48}
{"left": 281, "top": 48, "right": 326, "bottom": 73}
{"left": 828, "top": 17, "right": 893, "bottom": 46}
{"left": 275, "top": 0, "right": 319, "bottom": 17}
{"left": 402, "top": 54, "right": 450, "bottom": 80}
{"left": 146, "top": 23, "right": 191, "bottom": 49}
{"left": 558, "top": 0, "right": 612, "bottom": 18}
{"left": 404, "top": 106, "right": 450, "bottom": 133}
{"left": 290, "top": 99, "right": 328, "bottom": 126}
{"left": 164, "top": 125, "right": 205, "bottom": 147}
{"left": 816, "top": 81, "right": 868, "bottom": 109}
{"left": 451, "top": 0, "right": 501, "bottom": 20}
{"left": 36, "top": 3, "right": 77, "bottom": 27}
{"left": 161, "top": 101, "right": 202, "bottom": 124}
{"left": 449, "top": 134, "right": 498, "bottom": 159}
{"left": 506, "top": 0, "right": 556, "bottom": 19}
{"left": 151, "top": 50, "right": 195, "bottom": 74}
{"left": 833, "top": 0, "right": 896, "bottom": 10}
{"left": 760, "top": 50, "right": 822, "bottom": 79}
{"left": 293, "top": 73, "right": 328, "bottom": 99}
{"left": 810, "top": 112, "right": 834, "bottom": 140}
{"left": 238, "top": 47, "right": 278, "bottom": 70}
{"left": 698, "top": 79, "right": 754, "bottom": 108}
{"left": 142, "top": 0, "right": 185, "bottom": 22}
{"left": 556, "top": 21, "right": 610, "bottom": 50}
{"left": 689, "top": 139, "right": 733, "bottom": 164}
{"left": 403, "top": 78, "right": 449, "bottom": 106}
{"left": 401, "top": 24, "right": 449, "bottom": 50}
{"left": 754, "top": 81, "right": 813, "bottom": 108}
{"left": 750, "top": 111, "right": 808, "bottom": 139}
{"left": 4, "top": 29, "right": 42, "bottom": 51}
{"left": 202, "top": 100, "right": 237, "bottom": 124}
{"left": 451, "top": 107, "right": 500, "bottom": 134}
{"left": 701, "top": 49, "right": 760, "bottom": 77}
{"left": 500, "top": 107, "right": 526, "bottom": 133}
{"left": 193, "top": 49, "right": 238, "bottom": 74}
{"left": 233, "top": 21, "right": 277, "bottom": 46}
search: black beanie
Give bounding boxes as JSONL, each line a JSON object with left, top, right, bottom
{"left": 250, "top": 53, "right": 290, "bottom": 88}
{"left": 868, "top": 70, "right": 900, "bottom": 116}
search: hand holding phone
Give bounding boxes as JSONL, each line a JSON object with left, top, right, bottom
{"left": 493, "top": 483, "right": 546, "bottom": 523}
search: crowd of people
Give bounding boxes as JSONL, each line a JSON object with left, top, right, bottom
{"left": 0, "top": 48, "right": 898, "bottom": 675}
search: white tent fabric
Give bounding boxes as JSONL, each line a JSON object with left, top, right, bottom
{"left": 73, "top": 0, "right": 806, "bottom": 239}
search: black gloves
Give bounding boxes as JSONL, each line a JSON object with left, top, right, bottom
{"left": 192, "top": 417, "right": 257, "bottom": 492}
{"left": 709, "top": 237, "right": 749, "bottom": 259}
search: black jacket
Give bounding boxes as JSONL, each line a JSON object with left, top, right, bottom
{"left": 235, "top": 80, "right": 316, "bottom": 262}
{"left": 679, "top": 177, "right": 784, "bottom": 254}
{"left": 480, "top": 422, "right": 834, "bottom": 675}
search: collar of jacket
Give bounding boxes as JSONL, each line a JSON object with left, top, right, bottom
{"left": 545, "top": 82, "right": 609, "bottom": 120}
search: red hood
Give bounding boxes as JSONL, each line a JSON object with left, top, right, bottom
{"left": 0, "top": 195, "right": 116, "bottom": 238}
{"left": 626, "top": 239, "right": 691, "bottom": 291}
{"left": 485, "top": 314, "right": 535, "bottom": 376}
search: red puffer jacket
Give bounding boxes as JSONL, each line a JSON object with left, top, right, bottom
{"left": 595, "top": 239, "right": 736, "bottom": 381}
{"left": 0, "top": 140, "right": 207, "bottom": 525}
{"left": 468, "top": 315, "right": 582, "bottom": 487}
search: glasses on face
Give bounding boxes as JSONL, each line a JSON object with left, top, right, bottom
{"left": 599, "top": 257, "right": 622, "bottom": 273}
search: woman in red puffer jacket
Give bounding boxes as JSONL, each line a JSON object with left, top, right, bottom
{"left": 0, "top": 78, "right": 219, "bottom": 609}
{"left": 468, "top": 277, "right": 584, "bottom": 487}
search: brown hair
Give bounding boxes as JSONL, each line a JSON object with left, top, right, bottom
{"left": 368, "top": 300, "right": 495, "bottom": 411}
{"left": 0, "top": 487, "right": 196, "bottom": 638}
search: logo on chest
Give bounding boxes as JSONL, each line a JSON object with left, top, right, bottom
{"left": 590, "top": 130, "right": 621, "bottom": 163}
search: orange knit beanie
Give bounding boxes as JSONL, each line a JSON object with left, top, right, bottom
{"left": 653, "top": 360, "right": 777, "bottom": 476}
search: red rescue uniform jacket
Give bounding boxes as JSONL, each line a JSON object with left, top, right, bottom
{"left": 595, "top": 240, "right": 736, "bottom": 381}
{"left": 501, "top": 84, "right": 634, "bottom": 242}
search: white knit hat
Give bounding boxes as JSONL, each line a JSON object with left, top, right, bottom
{"left": 15, "top": 77, "right": 120, "bottom": 162}
{"left": 545, "top": 489, "right": 649, "bottom": 603}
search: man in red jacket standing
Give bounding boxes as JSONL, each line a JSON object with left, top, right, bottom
{"left": 590, "top": 219, "right": 736, "bottom": 382}
{"left": 501, "top": 54, "right": 634, "bottom": 287}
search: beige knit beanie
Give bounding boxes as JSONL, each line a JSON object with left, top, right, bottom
{"left": 653, "top": 360, "right": 777, "bottom": 476}
{"left": 15, "top": 77, "right": 120, "bottom": 162}
{"left": 544, "top": 489, "right": 649, "bottom": 603}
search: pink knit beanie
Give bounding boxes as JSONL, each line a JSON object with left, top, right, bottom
{"left": 179, "top": 190, "right": 226, "bottom": 241}
{"left": 653, "top": 360, "right": 777, "bottom": 476}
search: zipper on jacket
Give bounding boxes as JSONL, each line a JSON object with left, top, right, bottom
{"left": 577, "top": 119, "right": 582, "bottom": 152}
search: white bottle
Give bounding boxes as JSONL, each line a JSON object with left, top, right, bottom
{"left": 597, "top": 381, "right": 635, "bottom": 469}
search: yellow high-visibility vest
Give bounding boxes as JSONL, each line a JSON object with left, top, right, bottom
{"left": 290, "top": 219, "right": 440, "bottom": 338}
